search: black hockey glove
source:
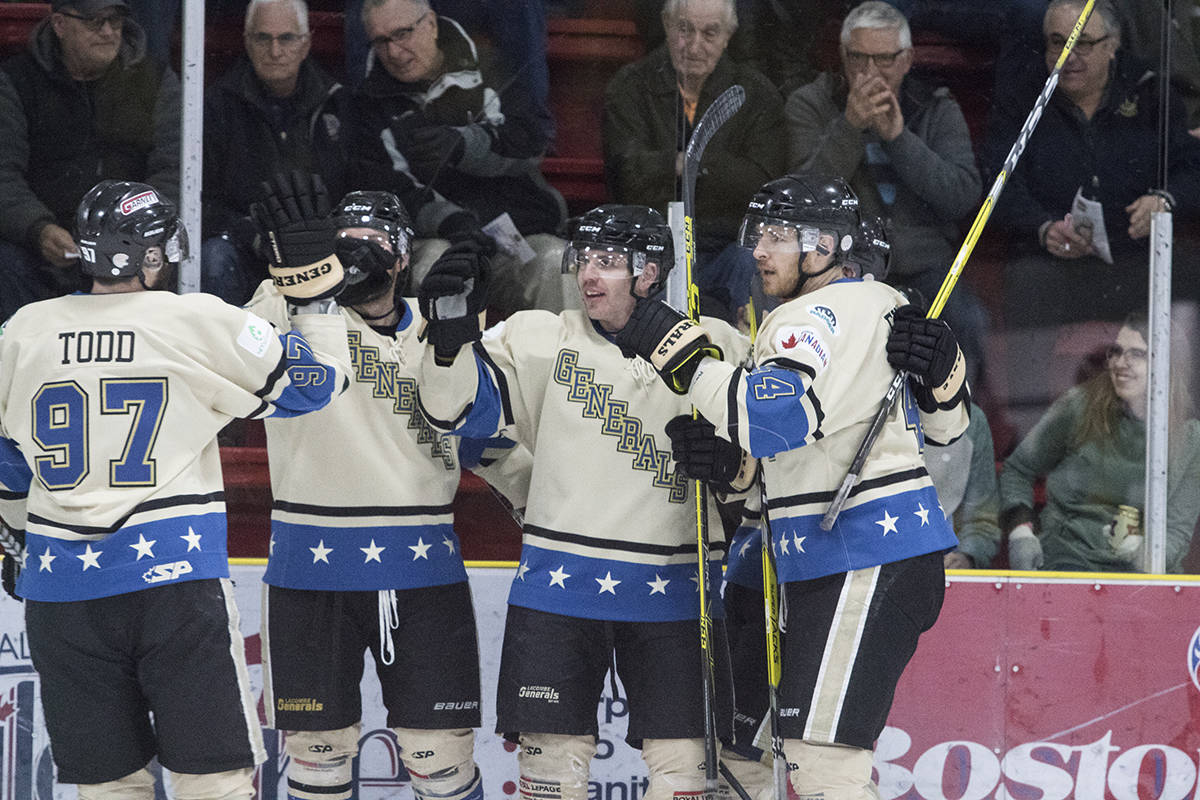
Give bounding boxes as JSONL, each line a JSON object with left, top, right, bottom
{"left": 886, "top": 304, "right": 968, "bottom": 412}
{"left": 404, "top": 125, "right": 467, "bottom": 183}
{"left": 250, "top": 171, "right": 345, "bottom": 304}
{"left": 616, "top": 299, "right": 723, "bottom": 395}
{"left": 665, "top": 414, "right": 757, "bottom": 494}
{"left": 0, "top": 524, "right": 25, "bottom": 603}
{"left": 418, "top": 238, "right": 491, "bottom": 366}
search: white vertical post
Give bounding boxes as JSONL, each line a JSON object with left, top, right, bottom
{"left": 1144, "top": 210, "right": 1172, "bottom": 574}
{"left": 177, "top": 0, "right": 206, "bottom": 294}
{"left": 666, "top": 200, "right": 687, "bottom": 313}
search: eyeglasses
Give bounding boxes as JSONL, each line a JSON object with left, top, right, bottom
{"left": 369, "top": 11, "right": 430, "bottom": 51}
{"left": 843, "top": 47, "right": 907, "bottom": 69}
{"left": 1045, "top": 33, "right": 1111, "bottom": 57}
{"left": 57, "top": 8, "right": 129, "bottom": 32}
{"left": 246, "top": 31, "right": 309, "bottom": 51}
{"left": 1106, "top": 344, "right": 1147, "bottom": 364}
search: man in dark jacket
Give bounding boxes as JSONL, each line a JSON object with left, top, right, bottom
{"left": 350, "top": 0, "right": 571, "bottom": 315}
{"left": 0, "top": 0, "right": 180, "bottom": 322}
{"left": 202, "top": 0, "right": 349, "bottom": 305}
{"left": 603, "top": 0, "right": 785, "bottom": 323}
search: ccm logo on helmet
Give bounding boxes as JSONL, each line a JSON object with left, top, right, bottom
{"left": 120, "top": 190, "right": 160, "bottom": 215}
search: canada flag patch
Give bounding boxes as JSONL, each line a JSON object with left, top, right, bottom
{"left": 774, "top": 325, "right": 829, "bottom": 371}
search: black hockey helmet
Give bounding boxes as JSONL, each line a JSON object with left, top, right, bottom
{"left": 74, "top": 180, "right": 188, "bottom": 279}
{"left": 333, "top": 190, "right": 413, "bottom": 254}
{"left": 333, "top": 190, "right": 413, "bottom": 307}
{"left": 845, "top": 214, "right": 891, "bottom": 281}
{"left": 563, "top": 204, "right": 674, "bottom": 296}
{"left": 738, "top": 173, "right": 860, "bottom": 260}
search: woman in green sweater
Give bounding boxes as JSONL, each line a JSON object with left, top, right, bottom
{"left": 1000, "top": 313, "right": 1200, "bottom": 572}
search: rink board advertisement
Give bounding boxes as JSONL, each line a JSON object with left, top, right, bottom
{"left": 0, "top": 568, "right": 1199, "bottom": 799}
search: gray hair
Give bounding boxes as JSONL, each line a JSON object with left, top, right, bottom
{"left": 840, "top": 1, "right": 911, "bottom": 50}
{"left": 1044, "top": 0, "right": 1120, "bottom": 42}
{"left": 661, "top": 0, "right": 738, "bottom": 33}
{"left": 362, "top": 0, "right": 432, "bottom": 27}
{"left": 244, "top": 0, "right": 310, "bottom": 35}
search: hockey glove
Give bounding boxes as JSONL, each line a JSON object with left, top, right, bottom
{"left": 886, "top": 304, "right": 968, "bottom": 412}
{"left": 616, "top": 300, "right": 723, "bottom": 395}
{"left": 665, "top": 414, "right": 757, "bottom": 494}
{"left": 404, "top": 125, "right": 466, "bottom": 184}
{"left": 418, "top": 238, "right": 491, "bottom": 365}
{"left": 0, "top": 524, "right": 24, "bottom": 602}
{"left": 1007, "top": 524, "right": 1043, "bottom": 571}
{"left": 251, "top": 171, "right": 345, "bottom": 304}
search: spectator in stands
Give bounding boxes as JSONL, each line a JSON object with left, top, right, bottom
{"left": 343, "top": 0, "right": 554, "bottom": 145}
{"left": 1000, "top": 312, "right": 1200, "bottom": 573}
{"left": 0, "top": 0, "right": 180, "bottom": 322}
{"left": 983, "top": 0, "right": 1200, "bottom": 328}
{"left": 201, "top": 0, "right": 349, "bottom": 305}
{"left": 604, "top": 0, "right": 785, "bottom": 322}
{"left": 785, "top": 1, "right": 986, "bottom": 386}
{"left": 927, "top": 402, "right": 1002, "bottom": 568}
{"left": 349, "top": 0, "right": 571, "bottom": 316}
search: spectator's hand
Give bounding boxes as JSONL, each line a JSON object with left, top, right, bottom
{"left": 417, "top": 238, "right": 491, "bottom": 366}
{"left": 404, "top": 125, "right": 466, "bottom": 184}
{"left": 38, "top": 223, "right": 80, "bottom": 269}
{"left": 1007, "top": 523, "right": 1043, "bottom": 570}
{"left": 665, "top": 414, "right": 757, "bottom": 494}
{"left": 250, "top": 171, "right": 344, "bottom": 304}
{"left": 1125, "top": 193, "right": 1167, "bottom": 240}
{"left": 1042, "top": 213, "right": 1094, "bottom": 259}
{"left": 844, "top": 73, "right": 894, "bottom": 132}
{"left": 871, "top": 90, "right": 904, "bottom": 141}
{"left": 944, "top": 551, "right": 973, "bottom": 569}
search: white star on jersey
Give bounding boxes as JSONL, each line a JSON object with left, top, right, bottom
{"left": 181, "top": 528, "right": 203, "bottom": 551}
{"left": 739, "top": 539, "right": 753, "bottom": 558}
{"left": 77, "top": 544, "right": 102, "bottom": 571}
{"left": 875, "top": 510, "right": 899, "bottom": 536}
{"left": 596, "top": 572, "right": 621, "bottom": 595}
{"left": 549, "top": 565, "right": 570, "bottom": 588}
{"left": 407, "top": 538, "right": 429, "bottom": 560}
{"left": 38, "top": 547, "right": 55, "bottom": 573}
{"left": 914, "top": 504, "right": 931, "bottom": 526}
{"left": 363, "top": 540, "right": 387, "bottom": 563}
{"left": 792, "top": 534, "right": 806, "bottom": 553}
{"left": 516, "top": 560, "right": 530, "bottom": 581}
{"left": 310, "top": 540, "right": 333, "bottom": 564}
{"left": 442, "top": 535, "right": 456, "bottom": 554}
{"left": 130, "top": 534, "right": 156, "bottom": 560}
{"left": 779, "top": 536, "right": 790, "bottom": 555}
{"left": 647, "top": 574, "right": 670, "bottom": 595}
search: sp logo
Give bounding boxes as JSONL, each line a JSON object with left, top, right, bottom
{"left": 412, "top": 751, "right": 435, "bottom": 758}
{"left": 308, "top": 745, "right": 333, "bottom": 753}
{"left": 524, "top": 746, "right": 543, "bottom": 756}
{"left": 142, "top": 560, "right": 193, "bottom": 584}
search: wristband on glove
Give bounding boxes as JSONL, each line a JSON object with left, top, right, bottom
{"left": 616, "top": 300, "right": 723, "bottom": 394}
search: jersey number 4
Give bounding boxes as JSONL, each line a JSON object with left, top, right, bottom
{"left": 32, "top": 378, "right": 168, "bottom": 490}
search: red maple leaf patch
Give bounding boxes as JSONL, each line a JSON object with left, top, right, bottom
{"left": 781, "top": 333, "right": 798, "bottom": 349}
{"left": 0, "top": 701, "right": 14, "bottom": 722}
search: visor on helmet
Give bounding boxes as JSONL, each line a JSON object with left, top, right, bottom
{"left": 737, "top": 216, "right": 850, "bottom": 257}
{"left": 562, "top": 243, "right": 648, "bottom": 278}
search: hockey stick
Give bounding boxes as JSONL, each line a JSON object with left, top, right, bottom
{"left": 683, "top": 83, "right": 745, "bottom": 799}
{"left": 758, "top": 476, "right": 788, "bottom": 799}
{"left": 819, "top": 0, "right": 1097, "bottom": 531}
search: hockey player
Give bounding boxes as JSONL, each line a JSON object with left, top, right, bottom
{"left": 414, "top": 205, "right": 751, "bottom": 800}
{"left": 249, "top": 189, "right": 528, "bottom": 800}
{"left": 0, "top": 175, "right": 352, "bottom": 799}
{"left": 620, "top": 174, "right": 970, "bottom": 800}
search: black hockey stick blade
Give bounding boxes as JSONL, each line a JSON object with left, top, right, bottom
{"left": 682, "top": 85, "right": 746, "bottom": 212}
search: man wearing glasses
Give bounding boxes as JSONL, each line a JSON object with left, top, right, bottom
{"left": 784, "top": 0, "right": 985, "bottom": 389}
{"left": 348, "top": 0, "right": 573, "bottom": 317}
{"left": 0, "top": 0, "right": 180, "bottom": 323}
{"left": 202, "top": 0, "right": 350, "bottom": 306}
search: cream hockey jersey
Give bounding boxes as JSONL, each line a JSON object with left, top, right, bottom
{"left": 0, "top": 291, "right": 351, "bottom": 602}
{"left": 688, "top": 278, "right": 967, "bottom": 584}
{"left": 248, "top": 283, "right": 530, "bottom": 591}
{"left": 416, "top": 310, "right": 750, "bottom": 623}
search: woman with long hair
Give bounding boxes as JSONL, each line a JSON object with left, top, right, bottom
{"left": 999, "top": 313, "right": 1200, "bottom": 572}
